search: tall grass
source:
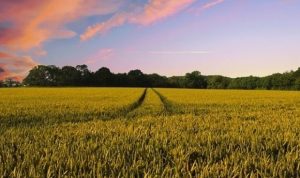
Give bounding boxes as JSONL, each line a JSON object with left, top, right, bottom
{"left": 0, "top": 88, "right": 299, "bottom": 177}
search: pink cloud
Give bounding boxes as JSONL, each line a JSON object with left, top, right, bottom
{"left": 0, "top": 65, "right": 11, "bottom": 81}
{"left": 202, "top": 0, "right": 224, "bottom": 9}
{"left": 0, "top": 0, "right": 122, "bottom": 80}
{"left": 33, "top": 48, "right": 48, "bottom": 57}
{"left": 130, "top": 0, "right": 196, "bottom": 25}
{"left": 0, "top": 52, "right": 38, "bottom": 81}
{"left": 81, "top": 0, "right": 197, "bottom": 41}
{"left": 85, "top": 48, "right": 115, "bottom": 65}
{"left": 0, "top": 0, "right": 122, "bottom": 50}
{"left": 81, "top": 13, "right": 128, "bottom": 41}
{"left": 149, "top": 50, "right": 210, "bottom": 54}
{"left": 189, "top": 0, "right": 225, "bottom": 14}
{"left": 0, "top": 52, "right": 13, "bottom": 58}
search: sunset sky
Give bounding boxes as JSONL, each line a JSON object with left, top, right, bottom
{"left": 0, "top": 0, "right": 300, "bottom": 80}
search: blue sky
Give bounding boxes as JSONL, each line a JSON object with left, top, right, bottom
{"left": 1, "top": 0, "right": 300, "bottom": 80}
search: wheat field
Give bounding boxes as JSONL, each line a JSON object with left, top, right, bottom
{"left": 0, "top": 88, "right": 300, "bottom": 177}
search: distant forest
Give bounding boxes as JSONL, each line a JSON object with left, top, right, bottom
{"left": 1, "top": 65, "right": 300, "bottom": 90}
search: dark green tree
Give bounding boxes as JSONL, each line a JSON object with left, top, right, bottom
{"left": 293, "top": 67, "right": 300, "bottom": 78}
{"left": 23, "top": 65, "right": 61, "bottom": 86}
{"left": 76, "top": 65, "right": 93, "bottom": 86}
{"left": 228, "top": 76, "right": 259, "bottom": 89}
{"left": 167, "top": 76, "right": 185, "bottom": 88}
{"left": 295, "top": 78, "right": 300, "bottom": 90}
{"left": 2, "top": 78, "right": 21, "bottom": 87}
{"left": 269, "top": 73, "right": 294, "bottom": 90}
{"left": 257, "top": 76, "right": 272, "bottom": 90}
{"left": 293, "top": 68, "right": 300, "bottom": 90}
{"left": 22, "top": 64, "right": 300, "bottom": 90}
{"left": 147, "top": 74, "right": 169, "bottom": 87}
{"left": 185, "top": 71, "right": 207, "bottom": 88}
{"left": 128, "top": 69, "right": 148, "bottom": 87}
{"left": 94, "top": 67, "right": 113, "bottom": 86}
{"left": 0, "top": 67, "right": 5, "bottom": 87}
{"left": 60, "top": 66, "right": 80, "bottom": 86}
{"left": 112, "top": 73, "right": 129, "bottom": 87}
{"left": 207, "top": 75, "right": 231, "bottom": 89}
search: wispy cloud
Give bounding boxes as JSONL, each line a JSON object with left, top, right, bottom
{"left": 0, "top": 0, "right": 224, "bottom": 80}
{"left": 189, "top": 0, "right": 225, "bottom": 14}
{"left": 0, "top": 0, "right": 122, "bottom": 50}
{"left": 202, "top": 0, "right": 224, "bottom": 10}
{"left": 85, "top": 48, "right": 115, "bottom": 65}
{"left": 130, "top": 0, "right": 196, "bottom": 26}
{"left": 33, "top": 48, "right": 48, "bottom": 57}
{"left": 0, "top": 0, "right": 122, "bottom": 80}
{"left": 81, "top": 0, "right": 197, "bottom": 41}
{"left": 149, "top": 50, "right": 210, "bottom": 55}
{"left": 81, "top": 13, "right": 128, "bottom": 41}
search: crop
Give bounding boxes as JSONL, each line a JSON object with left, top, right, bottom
{"left": 0, "top": 88, "right": 300, "bottom": 177}
{"left": 0, "top": 88, "right": 144, "bottom": 128}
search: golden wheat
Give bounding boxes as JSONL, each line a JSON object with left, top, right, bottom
{"left": 0, "top": 88, "right": 299, "bottom": 177}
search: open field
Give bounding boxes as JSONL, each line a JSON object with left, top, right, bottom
{"left": 1, "top": 88, "right": 300, "bottom": 177}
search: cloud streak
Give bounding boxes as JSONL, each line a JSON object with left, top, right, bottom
{"left": 0, "top": 0, "right": 122, "bottom": 80}
{"left": 0, "top": 0, "right": 122, "bottom": 50}
{"left": 189, "top": 0, "right": 225, "bottom": 14}
{"left": 202, "top": 0, "right": 224, "bottom": 10}
{"left": 130, "top": 0, "right": 196, "bottom": 25}
{"left": 149, "top": 50, "right": 210, "bottom": 55}
{"left": 81, "top": 13, "right": 128, "bottom": 41}
{"left": 81, "top": 0, "right": 197, "bottom": 41}
{"left": 0, "top": 0, "right": 224, "bottom": 80}
{"left": 85, "top": 48, "right": 115, "bottom": 65}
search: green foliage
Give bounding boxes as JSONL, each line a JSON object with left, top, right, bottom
{"left": 23, "top": 65, "right": 61, "bottom": 86}
{"left": 167, "top": 76, "right": 186, "bottom": 88}
{"left": 269, "top": 73, "right": 295, "bottom": 90}
{"left": 1, "top": 78, "right": 22, "bottom": 87}
{"left": 60, "top": 66, "right": 81, "bottom": 86}
{"left": 185, "top": 71, "right": 207, "bottom": 88}
{"left": 207, "top": 75, "right": 231, "bottom": 89}
{"left": 127, "top": 69, "right": 149, "bottom": 87}
{"left": 293, "top": 67, "right": 300, "bottom": 78}
{"left": 146, "top": 74, "right": 169, "bottom": 87}
{"left": 94, "top": 67, "right": 113, "bottom": 86}
{"left": 23, "top": 65, "right": 300, "bottom": 90}
{"left": 228, "top": 76, "right": 260, "bottom": 89}
{"left": 295, "top": 78, "right": 300, "bottom": 90}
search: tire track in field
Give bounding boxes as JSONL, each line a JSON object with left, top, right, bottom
{"left": 151, "top": 88, "right": 175, "bottom": 115}
{"left": 126, "top": 88, "right": 164, "bottom": 118}
{"left": 104, "top": 88, "right": 148, "bottom": 120}
{"left": 0, "top": 89, "right": 148, "bottom": 132}
{"left": 87, "top": 88, "right": 148, "bottom": 120}
{"left": 119, "top": 88, "right": 148, "bottom": 118}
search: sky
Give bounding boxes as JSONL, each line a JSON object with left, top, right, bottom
{"left": 0, "top": 0, "right": 300, "bottom": 81}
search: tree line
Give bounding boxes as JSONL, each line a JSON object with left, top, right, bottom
{"left": 1, "top": 64, "right": 300, "bottom": 90}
